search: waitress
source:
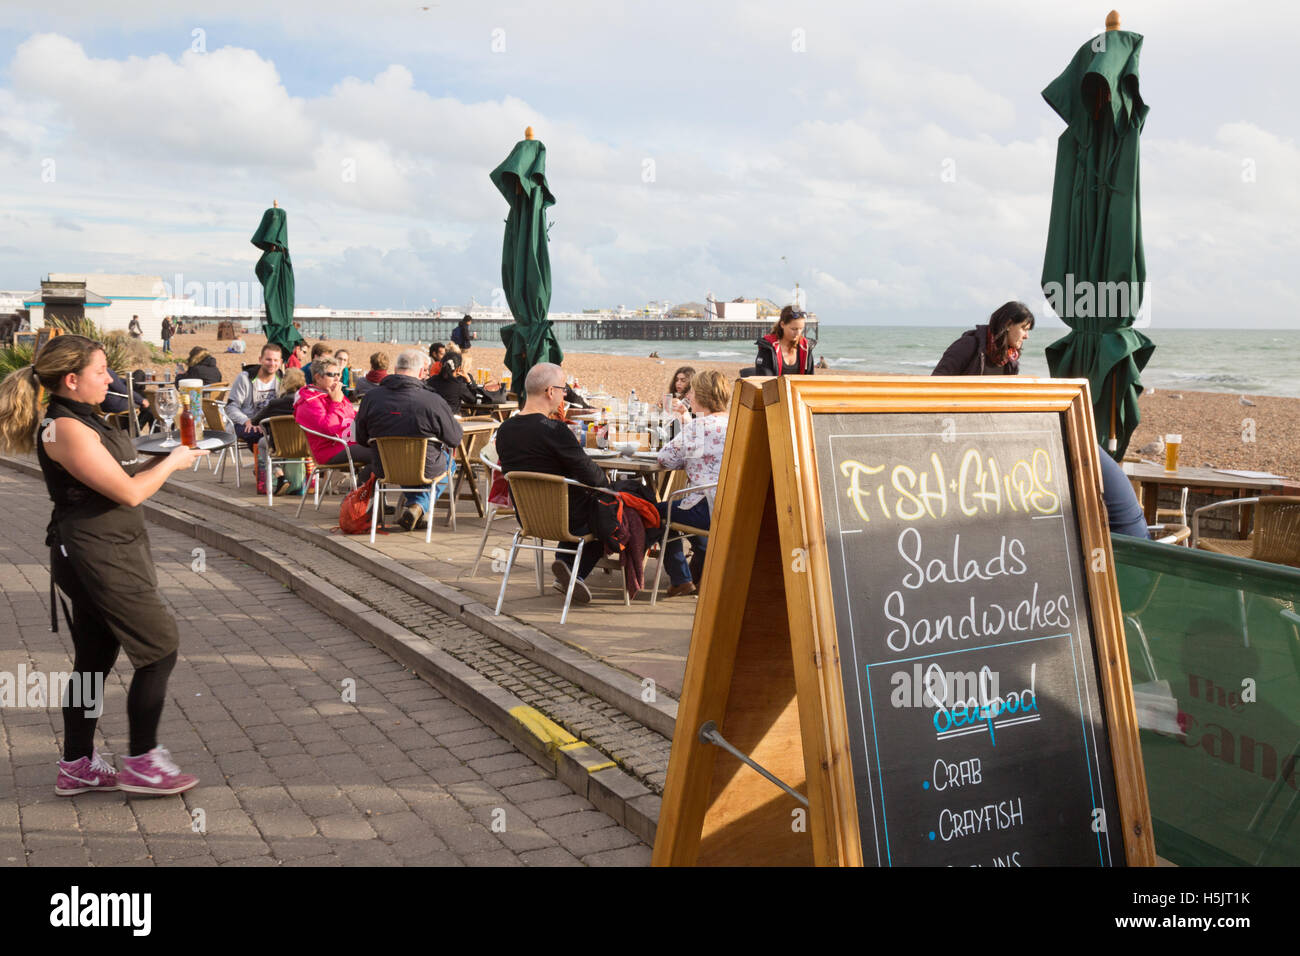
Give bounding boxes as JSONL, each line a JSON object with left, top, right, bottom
{"left": 0, "top": 335, "right": 208, "bottom": 797}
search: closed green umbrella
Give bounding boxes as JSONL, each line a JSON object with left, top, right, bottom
{"left": 490, "top": 128, "right": 562, "bottom": 389}
{"left": 251, "top": 202, "right": 302, "bottom": 359}
{"left": 1041, "top": 17, "right": 1154, "bottom": 458}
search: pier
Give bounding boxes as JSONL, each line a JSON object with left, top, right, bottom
{"left": 170, "top": 308, "right": 815, "bottom": 344}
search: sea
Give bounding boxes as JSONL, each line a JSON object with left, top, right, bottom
{"left": 559, "top": 326, "right": 1300, "bottom": 398}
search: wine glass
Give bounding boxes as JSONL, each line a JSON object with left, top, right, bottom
{"left": 156, "top": 388, "right": 179, "bottom": 447}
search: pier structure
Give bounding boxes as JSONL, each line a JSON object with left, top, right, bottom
{"left": 168, "top": 308, "right": 816, "bottom": 343}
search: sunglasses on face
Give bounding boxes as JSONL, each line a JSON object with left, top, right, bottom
{"left": 318, "top": 371, "right": 339, "bottom": 379}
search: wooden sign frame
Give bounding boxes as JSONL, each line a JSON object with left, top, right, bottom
{"left": 653, "top": 376, "right": 1156, "bottom": 867}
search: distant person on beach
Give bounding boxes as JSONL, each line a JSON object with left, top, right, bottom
{"left": 180, "top": 347, "right": 221, "bottom": 385}
{"left": 496, "top": 362, "right": 611, "bottom": 604}
{"left": 224, "top": 343, "right": 283, "bottom": 449}
{"left": 655, "top": 370, "right": 732, "bottom": 598}
{"left": 932, "top": 302, "right": 1034, "bottom": 376}
{"left": 160, "top": 317, "right": 173, "bottom": 353}
{"left": 754, "top": 306, "right": 816, "bottom": 376}
{"left": 816, "top": 356, "right": 829, "bottom": 370}
{"left": 286, "top": 342, "right": 310, "bottom": 370}
{"left": 451, "top": 315, "right": 476, "bottom": 350}
{"left": 0, "top": 335, "right": 208, "bottom": 796}
{"left": 128, "top": 315, "right": 142, "bottom": 339}
{"left": 226, "top": 336, "right": 246, "bottom": 354}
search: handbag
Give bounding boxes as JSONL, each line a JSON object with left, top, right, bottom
{"left": 339, "top": 474, "right": 378, "bottom": 534}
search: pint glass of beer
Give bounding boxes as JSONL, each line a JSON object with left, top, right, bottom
{"left": 1164, "top": 434, "right": 1182, "bottom": 473}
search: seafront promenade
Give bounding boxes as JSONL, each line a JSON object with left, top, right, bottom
{"left": 0, "top": 464, "right": 651, "bottom": 866}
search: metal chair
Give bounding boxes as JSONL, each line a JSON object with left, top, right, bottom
{"left": 297, "top": 424, "right": 360, "bottom": 515}
{"left": 470, "top": 442, "right": 534, "bottom": 579}
{"left": 1147, "top": 523, "right": 1191, "bottom": 546}
{"left": 650, "top": 480, "right": 717, "bottom": 605}
{"left": 1155, "top": 485, "right": 1189, "bottom": 527}
{"left": 368, "top": 436, "right": 454, "bottom": 544}
{"left": 262, "top": 416, "right": 313, "bottom": 511}
{"left": 494, "top": 472, "right": 624, "bottom": 624}
{"left": 1192, "top": 496, "right": 1300, "bottom": 567}
{"left": 201, "top": 399, "right": 243, "bottom": 488}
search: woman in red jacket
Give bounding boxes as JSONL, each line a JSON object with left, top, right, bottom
{"left": 754, "top": 306, "right": 817, "bottom": 376}
{"left": 293, "top": 357, "right": 373, "bottom": 471}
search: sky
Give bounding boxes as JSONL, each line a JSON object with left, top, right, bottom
{"left": 0, "top": 0, "right": 1297, "bottom": 328}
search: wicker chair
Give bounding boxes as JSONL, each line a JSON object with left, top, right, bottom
{"left": 297, "top": 424, "right": 360, "bottom": 516}
{"left": 650, "top": 480, "right": 717, "bottom": 605}
{"left": 1192, "top": 496, "right": 1300, "bottom": 567}
{"left": 494, "top": 471, "right": 625, "bottom": 625}
{"left": 201, "top": 399, "right": 243, "bottom": 488}
{"left": 369, "top": 436, "right": 453, "bottom": 544}
{"left": 262, "top": 416, "right": 313, "bottom": 511}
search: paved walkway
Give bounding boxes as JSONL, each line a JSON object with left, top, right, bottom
{"left": 168, "top": 448, "right": 697, "bottom": 696}
{"left": 0, "top": 469, "right": 648, "bottom": 867}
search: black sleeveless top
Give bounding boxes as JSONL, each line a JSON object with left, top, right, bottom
{"left": 36, "top": 394, "right": 147, "bottom": 546}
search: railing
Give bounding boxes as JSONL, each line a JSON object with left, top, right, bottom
{"left": 1114, "top": 535, "right": 1300, "bottom": 865}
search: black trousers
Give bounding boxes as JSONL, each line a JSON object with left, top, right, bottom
{"left": 52, "top": 544, "right": 179, "bottom": 760}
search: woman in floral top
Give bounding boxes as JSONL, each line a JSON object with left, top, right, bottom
{"left": 655, "top": 370, "right": 731, "bottom": 597}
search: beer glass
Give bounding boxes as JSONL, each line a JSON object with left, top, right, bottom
{"left": 1164, "top": 434, "right": 1182, "bottom": 473}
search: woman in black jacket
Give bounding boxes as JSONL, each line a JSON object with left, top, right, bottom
{"left": 180, "top": 347, "right": 222, "bottom": 384}
{"left": 932, "top": 302, "right": 1035, "bottom": 376}
{"left": 754, "top": 306, "right": 816, "bottom": 376}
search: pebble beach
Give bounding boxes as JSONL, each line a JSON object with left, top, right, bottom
{"left": 162, "top": 330, "right": 1300, "bottom": 480}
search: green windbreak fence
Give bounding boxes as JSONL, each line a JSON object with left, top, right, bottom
{"left": 1114, "top": 536, "right": 1300, "bottom": 866}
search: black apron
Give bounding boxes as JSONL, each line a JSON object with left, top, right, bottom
{"left": 36, "top": 395, "right": 179, "bottom": 666}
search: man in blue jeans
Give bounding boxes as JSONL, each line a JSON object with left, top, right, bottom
{"left": 352, "top": 348, "right": 462, "bottom": 530}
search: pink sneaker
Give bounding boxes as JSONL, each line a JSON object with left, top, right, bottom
{"left": 118, "top": 747, "right": 198, "bottom": 796}
{"left": 55, "top": 750, "right": 119, "bottom": 796}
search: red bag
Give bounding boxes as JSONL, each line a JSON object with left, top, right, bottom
{"left": 339, "top": 474, "right": 377, "bottom": 534}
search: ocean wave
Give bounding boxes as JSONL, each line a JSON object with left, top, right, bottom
{"left": 894, "top": 359, "right": 938, "bottom": 368}
{"left": 697, "top": 350, "right": 743, "bottom": 357}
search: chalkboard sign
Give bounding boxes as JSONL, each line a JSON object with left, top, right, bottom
{"left": 654, "top": 376, "right": 1154, "bottom": 867}
{"left": 815, "top": 411, "right": 1122, "bottom": 866}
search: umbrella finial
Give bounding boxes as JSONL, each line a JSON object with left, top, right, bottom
{"left": 1106, "top": 9, "right": 1121, "bottom": 30}
{"left": 524, "top": 126, "right": 534, "bottom": 140}
{"left": 273, "top": 199, "right": 278, "bottom": 208}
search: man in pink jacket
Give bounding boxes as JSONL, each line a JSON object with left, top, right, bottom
{"left": 293, "top": 356, "right": 374, "bottom": 474}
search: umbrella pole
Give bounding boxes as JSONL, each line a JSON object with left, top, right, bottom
{"left": 1108, "top": 372, "right": 1118, "bottom": 453}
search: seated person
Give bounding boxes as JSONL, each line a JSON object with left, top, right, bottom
{"left": 293, "top": 357, "right": 374, "bottom": 474}
{"left": 100, "top": 367, "right": 156, "bottom": 430}
{"left": 353, "top": 351, "right": 389, "bottom": 398}
{"left": 302, "top": 342, "right": 334, "bottom": 385}
{"left": 1097, "top": 446, "right": 1150, "bottom": 538}
{"left": 655, "top": 370, "right": 731, "bottom": 597}
{"left": 224, "top": 343, "right": 283, "bottom": 449}
{"left": 426, "top": 341, "right": 502, "bottom": 414}
{"left": 427, "top": 342, "right": 445, "bottom": 377}
{"left": 251, "top": 368, "right": 306, "bottom": 427}
{"left": 495, "top": 362, "right": 611, "bottom": 604}
{"left": 354, "top": 349, "right": 463, "bottom": 531}
{"left": 334, "top": 348, "right": 354, "bottom": 396}
{"left": 180, "top": 346, "right": 222, "bottom": 384}
{"left": 226, "top": 336, "right": 247, "bottom": 354}
{"left": 286, "top": 341, "right": 310, "bottom": 369}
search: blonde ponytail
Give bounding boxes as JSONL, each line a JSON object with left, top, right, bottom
{"left": 0, "top": 334, "right": 105, "bottom": 454}
{"left": 0, "top": 365, "right": 43, "bottom": 455}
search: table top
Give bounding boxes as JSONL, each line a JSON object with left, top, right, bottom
{"left": 134, "top": 429, "right": 234, "bottom": 456}
{"left": 457, "top": 419, "right": 499, "bottom": 435}
{"left": 1123, "top": 461, "right": 1295, "bottom": 491}
{"left": 595, "top": 453, "right": 666, "bottom": 473}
